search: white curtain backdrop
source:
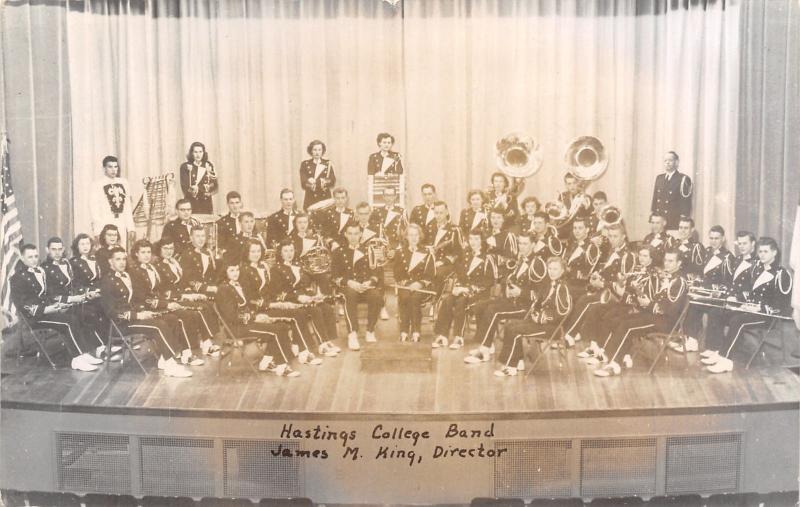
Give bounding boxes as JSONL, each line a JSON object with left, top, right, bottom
{"left": 66, "top": 0, "right": 740, "bottom": 240}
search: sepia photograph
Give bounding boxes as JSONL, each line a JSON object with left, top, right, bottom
{"left": 0, "top": 0, "right": 798, "bottom": 505}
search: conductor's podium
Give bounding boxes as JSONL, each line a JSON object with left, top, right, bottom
{"left": 360, "top": 340, "right": 432, "bottom": 373}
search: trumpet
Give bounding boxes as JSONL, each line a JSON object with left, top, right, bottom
{"left": 203, "top": 164, "right": 217, "bottom": 194}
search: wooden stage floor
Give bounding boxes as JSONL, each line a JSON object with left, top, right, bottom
{"left": 2, "top": 307, "right": 798, "bottom": 418}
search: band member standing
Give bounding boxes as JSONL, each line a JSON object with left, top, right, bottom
{"left": 485, "top": 208, "right": 518, "bottom": 281}
{"left": 179, "top": 141, "right": 218, "bottom": 214}
{"left": 409, "top": 184, "right": 438, "bottom": 244}
{"left": 266, "top": 189, "right": 298, "bottom": 248}
{"left": 642, "top": 212, "right": 673, "bottom": 267}
{"left": 367, "top": 133, "right": 404, "bottom": 175}
{"left": 494, "top": 257, "right": 573, "bottom": 377}
{"left": 11, "top": 244, "right": 104, "bottom": 372}
{"left": 320, "top": 187, "right": 355, "bottom": 250}
{"left": 433, "top": 232, "right": 496, "bottom": 350}
{"left": 562, "top": 217, "right": 600, "bottom": 294}
{"left": 651, "top": 151, "right": 692, "bottom": 232}
{"left": 429, "top": 201, "right": 464, "bottom": 296}
{"left": 216, "top": 191, "right": 244, "bottom": 258}
{"left": 300, "top": 140, "right": 336, "bottom": 209}
{"left": 161, "top": 199, "right": 200, "bottom": 257}
{"left": 394, "top": 224, "right": 436, "bottom": 343}
{"left": 89, "top": 156, "right": 135, "bottom": 241}
{"left": 701, "top": 237, "right": 792, "bottom": 373}
{"left": 675, "top": 216, "right": 706, "bottom": 277}
{"left": 517, "top": 196, "right": 542, "bottom": 235}
{"left": 216, "top": 259, "right": 299, "bottom": 377}
{"left": 459, "top": 190, "right": 488, "bottom": 239}
{"left": 464, "top": 233, "right": 545, "bottom": 364}
{"left": 592, "top": 250, "right": 688, "bottom": 377}
{"left": 100, "top": 247, "right": 192, "bottom": 377}
{"left": 486, "top": 172, "right": 519, "bottom": 227}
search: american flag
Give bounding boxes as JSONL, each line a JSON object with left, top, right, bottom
{"left": 1, "top": 134, "right": 23, "bottom": 330}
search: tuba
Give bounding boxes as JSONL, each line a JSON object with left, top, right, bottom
{"left": 299, "top": 234, "right": 332, "bottom": 274}
{"left": 495, "top": 132, "right": 544, "bottom": 198}
{"left": 564, "top": 136, "right": 608, "bottom": 182}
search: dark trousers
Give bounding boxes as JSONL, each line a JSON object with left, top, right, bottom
{"left": 122, "top": 314, "right": 183, "bottom": 358}
{"left": 434, "top": 294, "right": 483, "bottom": 338}
{"left": 563, "top": 292, "right": 603, "bottom": 335}
{"left": 432, "top": 264, "right": 455, "bottom": 296}
{"left": 341, "top": 287, "right": 382, "bottom": 333}
{"left": 237, "top": 321, "right": 293, "bottom": 364}
{"left": 603, "top": 313, "right": 669, "bottom": 362}
{"left": 31, "top": 311, "right": 97, "bottom": 357}
{"left": 74, "top": 300, "right": 109, "bottom": 348}
{"left": 578, "top": 303, "right": 633, "bottom": 347}
{"left": 705, "top": 310, "right": 768, "bottom": 358}
{"left": 684, "top": 305, "right": 711, "bottom": 344}
{"left": 498, "top": 319, "right": 557, "bottom": 366}
{"left": 397, "top": 290, "right": 426, "bottom": 334}
{"left": 268, "top": 307, "right": 322, "bottom": 350}
{"left": 173, "top": 309, "right": 213, "bottom": 350}
{"left": 470, "top": 297, "right": 526, "bottom": 347}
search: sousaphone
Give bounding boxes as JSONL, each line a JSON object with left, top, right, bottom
{"left": 495, "top": 132, "right": 544, "bottom": 198}
{"left": 564, "top": 136, "right": 608, "bottom": 182}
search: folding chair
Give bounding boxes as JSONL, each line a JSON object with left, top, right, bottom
{"left": 524, "top": 312, "right": 571, "bottom": 376}
{"left": 105, "top": 318, "right": 154, "bottom": 375}
{"left": 745, "top": 316, "right": 787, "bottom": 369}
{"left": 631, "top": 299, "right": 691, "bottom": 375}
{"left": 16, "top": 313, "right": 65, "bottom": 369}
{"left": 213, "top": 303, "right": 259, "bottom": 376}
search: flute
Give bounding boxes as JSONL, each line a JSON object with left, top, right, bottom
{"left": 392, "top": 284, "right": 438, "bottom": 296}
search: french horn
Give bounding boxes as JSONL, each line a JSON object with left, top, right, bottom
{"left": 299, "top": 234, "right": 332, "bottom": 274}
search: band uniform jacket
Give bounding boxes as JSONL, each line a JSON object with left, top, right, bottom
{"left": 319, "top": 207, "right": 355, "bottom": 247}
{"left": 240, "top": 262, "right": 273, "bottom": 306}
{"left": 452, "top": 251, "right": 497, "bottom": 295}
{"left": 596, "top": 243, "right": 637, "bottom": 288}
{"left": 216, "top": 213, "right": 241, "bottom": 257}
{"left": 430, "top": 222, "right": 463, "bottom": 266}
{"left": 486, "top": 230, "right": 518, "bottom": 279}
{"left": 651, "top": 170, "right": 693, "bottom": 229}
{"left": 369, "top": 205, "right": 405, "bottom": 248}
{"left": 699, "top": 246, "right": 735, "bottom": 288}
{"left": 70, "top": 256, "right": 102, "bottom": 293}
{"left": 128, "top": 263, "right": 172, "bottom": 310}
{"left": 265, "top": 209, "right": 297, "bottom": 248}
{"left": 180, "top": 161, "right": 218, "bottom": 214}
{"left": 393, "top": 247, "right": 435, "bottom": 288}
{"left": 332, "top": 245, "right": 380, "bottom": 288}
{"left": 291, "top": 233, "right": 324, "bottom": 262}
{"left": 517, "top": 215, "right": 536, "bottom": 235}
{"left": 232, "top": 232, "right": 269, "bottom": 264}
{"left": 409, "top": 204, "right": 437, "bottom": 245}
{"left": 619, "top": 266, "right": 660, "bottom": 312}
{"left": 651, "top": 271, "right": 689, "bottom": 322}
{"left": 9, "top": 266, "right": 53, "bottom": 318}
{"left": 642, "top": 232, "right": 675, "bottom": 265}
{"left": 180, "top": 248, "right": 219, "bottom": 292}
{"left": 268, "top": 262, "right": 315, "bottom": 302}
{"left": 299, "top": 158, "right": 336, "bottom": 209}
{"left": 531, "top": 229, "right": 564, "bottom": 259}
{"left": 485, "top": 190, "right": 518, "bottom": 227}
{"left": 161, "top": 217, "right": 199, "bottom": 257}
{"left": 154, "top": 257, "right": 186, "bottom": 293}
{"left": 99, "top": 271, "right": 144, "bottom": 322}
{"left": 459, "top": 208, "right": 489, "bottom": 238}
{"left": 367, "top": 151, "right": 404, "bottom": 175}
{"left": 41, "top": 257, "right": 75, "bottom": 303}
{"left": 738, "top": 262, "right": 793, "bottom": 314}
{"left": 729, "top": 253, "right": 756, "bottom": 298}
{"left": 215, "top": 281, "right": 253, "bottom": 327}
{"left": 676, "top": 239, "right": 706, "bottom": 277}
{"left": 562, "top": 238, "right": 599, "bottom": 289}
{"left": 527, "top": 277, "right": 573, "bottom": 325}
{"left": 504, "top": 252, "right": 547, "bottom": 304}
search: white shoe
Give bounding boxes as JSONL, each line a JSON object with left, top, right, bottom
{"left": 181, "top": 349, "right": 205, "bottom": 366}
{"left": 157, "top": 356, "right": 168, "bottom": 370}
{"left": 163, "top": 359, "right": 192, "bottom": 378}
{"left": 71, "top": 356, "right": 98, "bottom": 372}
{"left": 432, "top": 335, "right": 448, "bottom": 349}
{"left": 593, "top": 361, "right": 621, "bottom": 377}
{"left": 706, "top": 356, "right": 734, "bottom": 373}
{"left": 81, "top": 353, "right": 103, "bottom": 365}
{"left": 584, "top": 351, "right": 606, "bottom": 367}
{"left": 327, "top": 341, "right": 342, "bottom": 353}
{"left": 449, "top": 336, "right": 464, "bottom": 350}
{"left": 274, "top": 363, "right": 300, "bottom": 377}
{"left": 338, "top": 306, "right": 345, "bottom": 317}
{"left": 671, "top": 336, "right": 699, "bottom": 353}
{"left": 700, "top": 349, "right": 717, "bottom": 358}
{"left": 622, "top": 354, "right": 633, "bottom": 369}
{"left": 489, "top": 343, "right": 495, "bottom": 354}
{"left": 200, "top": 339, "right": 220, "bottom": 358}
{"left": 291, "top": 343, "right": 300, "bottom": 357}
{"left": 400, "top": 332, "right": 409, "bottom": 342}
{"left": 517, "top": 359, "right": 525, "bottom": 371}
{"left": 348, "top": 332, "right": 361, "bottom": 351}
{"left": 380, "top": 307, "right": 390, "bottom": 320}
{"left": 365, "top": 331, "right": 377, "bottom": 343}
{"left": 573, "top": 332, "right": 582, "bottom": 342}
{"left": 493, "top": 366, "right": 518, "bottom": 377}
{"left": 96, "top": 345, "right": 107, "bottom": 357}
{"left": 258, "top": 355, "right": 275, "bottom": 372}
{"left": 700, "top": 351, "right": 721, "bottom": 365}
{"left": 298, "top": 350, "right": 323, "bottom": 366}
{"left": 318, "top": 343, "right": 338, "bottom": 357}
{"left": 411, "top": 332, "right": 420, "bottom": 343}
{"left": 429, "top": 306, "right": 435, "bottom": 318}
{"left": 564, "top": 334, "right": 575, "bottom": 347}
{"left": 464, "top": 346, "right": 491, "bottom": 364}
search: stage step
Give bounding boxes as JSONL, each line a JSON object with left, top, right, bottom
{"left": 359, "top": 340, "right": 432, "bottom": 373}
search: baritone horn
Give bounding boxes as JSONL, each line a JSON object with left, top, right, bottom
{"left": 495, "top": 132, "right": 544, "bottom": 197}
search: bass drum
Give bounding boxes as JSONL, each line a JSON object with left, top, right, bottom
{"left": 307, "top": 197, "right": 335, "bottom": 233}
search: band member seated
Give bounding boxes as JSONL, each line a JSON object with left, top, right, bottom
{"left": 433, "top": 232, "right": 496, "bottom": 350}
{"left": 300, "top": 139, "right": 336, "bottom": 209}
{"left": 43, "top": 236, "right": 109, "bottom": 356}
{"left": 530, "top": 212, "right": 563, "bottom": 259}
{"left": 161, "top": 199, "right": 200, "bottom": 257}
{"left": 367, "top": 132, "right": 404, "bottom": 175}
{"left": 355, "top": 201, "right": 390, "bottom": 320}
{"left": 266, "top": 188, "right": 298, "bottom": 248}
{"left": 564, "top": 223, "right": 635, "bottom": 344}
{"left": 642, "top": 212, "right": 673, "bottom": 266}
{"left": 517, "top": 196, "right": 542, "bottom": 234}
{"left": 486, "top": 172, "right": 518, "bottom": 227}
{"left": 429, "top": 201, "right": 464, "bottom": 296}
{"left": 100, "top": 247, "right": 192, "bottom": 377}
{"left": 320, "top": 187, "right": 355, "bottom": 250}
{"left": 242, "top": 239, "right": 338, "bottom": 361}
{"left": 459, "top": 190, "right": 488, "bottom": 238}
{"left": 409, "top": 183, "right": 438, "bottom": 244}
{"left": 180, "top": 141, "right": 218, "bottom": 215}
{"left": 181, "top": 226, "right": 220, "bottom": 298}
{"left": 129, "top": 240, "right": 216, "bottom": 366}
{"left": 271, "top": 240, "right": 339, "bottom": 362}
{"left": 586, "top": 191, "right": 609, "bottom": 233}
{"left": 494, "top": 257, "right": 572, "bottom": 377}
{"left": 216, "top": 259, "right": 299, "bottom": 377}
{"left": 485, "top": 208, "right": 518, "bottom": 281}
{"left": 231, "top": 211, "right": 268, "bottom": 262}
{"left": 369, "top": 186, "right": 406, "bottom": 252}
{"left": 216, "top": 191, "right": 244, "bottom": 258}
{"left": 681, "top": 225, "right": 735, "bottom": 352}
{"left": 593, "top": 249, "right": 688, "bottom": 377}
{"left": 394, "top": 224, "right": 436, "bottom": 343}
{"left": 95, "top": 224, "right": 123, "bottom": 270}
{"left": 333, "top": 223, "right": 383, "bottom": 350}
{"left": 576, "top": 245, "right": 659, "bottom": 362}
{"left": 562, "top": 217, "right": 600, "bottom": 294}
{"left": 464, "top": 233, "right": 544, "bottom": 364}
{"left": 10, "top": 243, "right": 104, "bottom": 372}
{"left": 554, "top": 172, "right": 592, "bottom": 239}
{"left": 69, "top": 233, "right": 104, "bottom": 299}
{"left": 700, "top": 237, "right": 792, "bottom": 373}
{"left": 675, "top": 216, "right": 705, "bottom": 277}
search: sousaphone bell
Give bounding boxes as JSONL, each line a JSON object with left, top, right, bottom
{"left": 495, "top": 132, "right": 544, "bottom": 198}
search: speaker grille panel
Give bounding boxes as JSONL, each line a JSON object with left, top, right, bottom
{"left": 223, "top": 439, "right": 305, "bottom": 498}
{"left": 140, "top": 436, "right": 215, "bottom": 497}
{"left": 494, "top": 439, "right": 573, "bottom": 498}
{"left": 580, "top": 438, "right": 657, "bottom": 497}
{"left": 665, "top": 433, "right": 742, "bottom": 494}
{"left": 56, "top": 432, "right": 131, "bottom": 494}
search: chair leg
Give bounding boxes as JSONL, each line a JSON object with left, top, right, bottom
{"left": 28, "top": 329, "right": 57, "bottom": 369}
{"left": 647, "top": 337, "right": 671, "bottom": 375}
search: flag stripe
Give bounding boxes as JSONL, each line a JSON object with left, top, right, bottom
{"left": 1, "top": 133, "right": 23, "bottom": 329}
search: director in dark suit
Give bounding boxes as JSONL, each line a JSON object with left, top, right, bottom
{"left": 650, "top": 151, "right": 693, "bottom": 231}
